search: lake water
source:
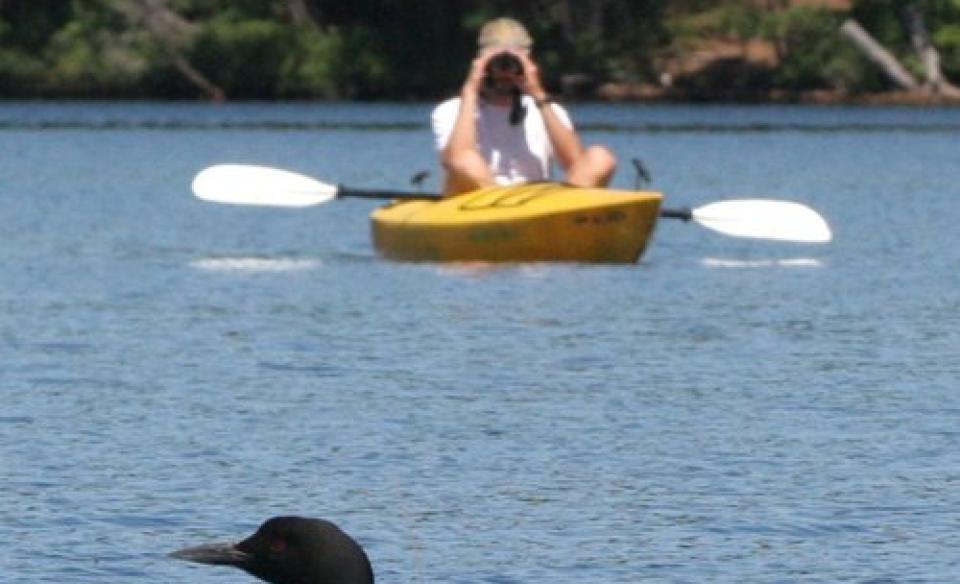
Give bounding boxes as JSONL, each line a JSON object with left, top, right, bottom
{"left": 1, "top": 101, "right": 958, "bottom": 584}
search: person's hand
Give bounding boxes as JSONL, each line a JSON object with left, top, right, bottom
{"left": 508, "top": 50, "right": 548, "bottom": 102}
{"left": 461, "top": 50, "right": 498, "bottom": 98}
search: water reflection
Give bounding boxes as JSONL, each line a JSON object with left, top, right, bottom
{"left": 2, "top": 101, "right": 959, "bottom": 134}
{"left": 701, "top": 257, "right": 824, "bottom": 268}
{"left": 189, "top": 256, "right": 322, "bottom": 272}
{"left": 1, "top": 118, "right": 957, "bottom": 134}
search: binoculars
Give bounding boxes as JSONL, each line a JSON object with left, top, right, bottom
{"left": 483, "top": 52, "right": 526, "bottom": 126}
{"left": 485, "top": 52, "right": 524, "bottom": 77}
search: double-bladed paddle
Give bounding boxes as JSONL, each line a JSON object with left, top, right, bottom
{"left": 191, "top": 164, "right": 832, "bottom": 243}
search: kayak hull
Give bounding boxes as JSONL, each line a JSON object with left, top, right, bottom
{"left": 370, "top": 183, "right": 662, "bottom": 264}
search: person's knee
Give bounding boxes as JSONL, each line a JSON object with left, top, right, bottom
{"left": 585, "top": 145, "right": 617, "bottom": 175}
{"left": 441, "top": 148, "right": 494, "bottom": 195}
{"left": 442, "top": 148, "right": 483, "bottom": 175}
{"left": 567, "top": 145, "right": 617, "bottom": 187}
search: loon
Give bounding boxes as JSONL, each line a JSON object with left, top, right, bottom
{"left": 170, "top": 516, "right": 374, "bottom": 584}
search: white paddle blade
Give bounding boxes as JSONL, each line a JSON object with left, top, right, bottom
{"left": 691, "top": 199, "right": 832, "bottom": 243}
{"left": 192, "top": 164, "right": 338, "bottom": 207}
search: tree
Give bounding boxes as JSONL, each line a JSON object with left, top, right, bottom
{"left": 840, "top": 18, "right": 920, "bottom": 89}
{"left": 842, "top": 1, "right": 959, "bottom": 97}
{"left": 286, "top": 0, "right": 320, "bottom": 28}
{"left": 112, "top": 0, "right": 225, "bottom": 100}
{"left": 899, "top": 2, "right": 960, "bottom": 95}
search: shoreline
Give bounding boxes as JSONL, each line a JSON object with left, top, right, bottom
{"left": 1, "top": 88, "right": 959, "bottom": 107}
{"left": 593, "top": 82, "right": 960, "bottom": 107}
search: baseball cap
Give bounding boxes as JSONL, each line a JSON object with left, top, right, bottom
{"left": 477, "top": 17, "right": 533, "bottom": 51}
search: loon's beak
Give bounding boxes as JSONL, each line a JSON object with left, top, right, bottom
{"left": 170, "top": 541, "right": 250, "bottom": 566}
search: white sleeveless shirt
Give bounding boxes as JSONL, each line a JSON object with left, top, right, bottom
{"left": 431, "top": 96, "right": 573, "bottom": 185}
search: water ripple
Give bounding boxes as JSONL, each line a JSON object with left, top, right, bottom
{"left": 2, "top": 118, "right": 960, "bottom": 134}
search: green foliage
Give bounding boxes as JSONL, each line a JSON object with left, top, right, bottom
{"left": 169, "top": 0, "right": 282, "bottom": 20}
{"left": 935, "top": 24, "right": 960, "bottom": 77}
{"left": 783, "top": 7, "right": 890, "bottom": 93}
{"left": 0, "top": 48, "right": 45, "bottom": 95}
{"left": 673, "top": 1, "right": 765, "bottom": 40}
{"left": 665, "top": 0, "right": 769, "bottom": 52}
{"left": 850, "top": 0, "right": 960, "bottom": 85}
{"left": 190, "top": 17, "right": 293, "bottom": 97}
{"left": 850, "top": 0, "right": 906, "bottom": 47}
{"left": 278, "top": 26, "right": 388, "bottom": 99}
{"left": 0, "top": 0, "right": 74, "bottom": 52}
{"left": 277, "top": 28, "right": 343, "bottom": 98}
{"left": 851, "top": 0, "right": 960, "bottom": 50}
{"left": 0, "top": 0, "right": 953, "bottom": 99}
{"left": 766, "top": 7, "right": 853, "bottom": 90}
{"left": 931, "top": 1, "right": 960, "bottom": 77}
{"left": 719, "top": 3, "right": 765, "bottom": 41}
{"left": 43, "top": 7, "right": 151, "bottom": 96}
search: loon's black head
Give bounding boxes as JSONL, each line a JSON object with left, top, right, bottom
{"left": 171, "top": 516, "right": 374, "bottom": 584}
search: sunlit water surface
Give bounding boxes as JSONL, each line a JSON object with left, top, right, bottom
{"left": 1, "top": 101, "right": 958, "bottom": 583}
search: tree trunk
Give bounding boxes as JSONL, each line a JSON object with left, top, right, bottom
{"left": 839, "top": 19, "right": 919, "bottom": 90}
{"left": 113, "top": 0, "right": 226, "bottom": 101}
{"left": 287, "top": 0, "right": 319, "bottom": 29}
{"left": 167, "top": 54, "right": 227, "bottom": 102}
{"left": 899, "top": 4, "right": 960, "bottom": 97}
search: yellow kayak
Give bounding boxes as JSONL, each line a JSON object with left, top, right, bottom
{"left": 370, "top": 182, "right": 663, "bottom": 264}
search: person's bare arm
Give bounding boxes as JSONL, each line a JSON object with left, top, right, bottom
{"left": 512, "top": 50, "right": 584, "bottom": 171}
{"left": 441, "top": 52, "right": 494, "bottom": 166}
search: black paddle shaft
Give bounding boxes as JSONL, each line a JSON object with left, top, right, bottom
{"left": 658, "top": 207, "right": 693, "bottom": 221}
{"left": 337, "top": 186, "right": 441, "bottom": 201}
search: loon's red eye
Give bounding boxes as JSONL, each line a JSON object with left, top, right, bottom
{"left": 270, "top": 539, "right": 287, "bottom": 553}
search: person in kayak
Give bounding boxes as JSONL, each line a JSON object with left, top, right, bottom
{"left": 432, "top": 17, "right": 617, "bottom": 196}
